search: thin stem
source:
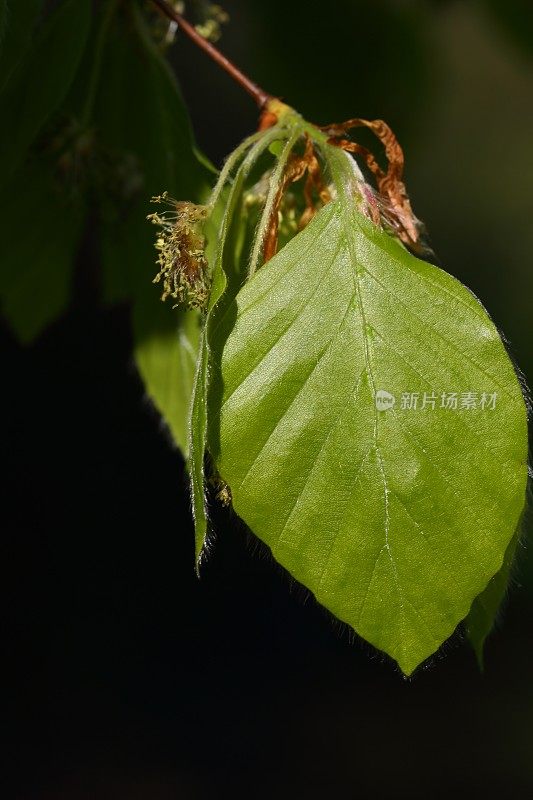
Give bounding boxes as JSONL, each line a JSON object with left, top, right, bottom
{"left": 149, "top": 0, "right": 272, "bottom": 108}
{"left": 248, "top": 129, "right": 302, "bottom": 277}
{"left": 206, "top": 122, "right": 286, "bottom": 310}
{"left": 207, "top": 129, "right": 266, "bottom": 211}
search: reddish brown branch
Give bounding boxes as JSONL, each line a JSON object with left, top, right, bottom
{"left": 149, "top": 0, "right": 272, "bottom": 108}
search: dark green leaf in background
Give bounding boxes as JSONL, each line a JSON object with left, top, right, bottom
{"left": 97, "top": 3, "right": 212, "bottom": 299}
{"left": 0, "top": 160, "right": 84, "bottom": 343}
{"left": 0, "top": 0, "right": 44, "bottom": 93}
{"left": 95, "top": 4, "right": 213, "bottom": 454}
{"left": 133, "top": 302, "right": 201, "bottom": 456}
{"left": 0, "top": 1, "right": 6, "bottom": 43}
{"left": 0, "top": 0, "right": 91, "bottom": 186}
{"left": 0, "top": 0, "right": 213, "bottom": 456}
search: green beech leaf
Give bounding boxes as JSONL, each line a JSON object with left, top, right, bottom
{"left": 0, "top": 0, "right": 91, "bottom": 186}
{"left": 0, "top": 0, "right": 44, "bottom": 92}
{"left": 134, "top": 302, "right": 201, "bottom": 456}
{"left": 0, "top": 1, "right": 6, "bottom": 42}
{"left": 208, "top": 180, "right": 528, "bottom": 674}
{"left": 0, "top": 161, "right": 83, "bottom": 343}
{"left": 94, "top": 4, "right": 212, "bottom": 455}
{"left": 189, "top": 125, "right": 293, "bottom": 564}
{"left": 97, "top": 3, "right": 212, "bottom": 301}
{"left": 190, "top": 332, "right": 211, "bottom": 562}
{"left": 188, "top": 177, "right": 248, "bottom": 564}
{"left": 465, "top": 527, "right": 521, "bottom": 668}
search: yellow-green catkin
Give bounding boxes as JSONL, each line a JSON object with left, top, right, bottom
{"left": 148, "top": 192, "right": 210, "bottom": 310}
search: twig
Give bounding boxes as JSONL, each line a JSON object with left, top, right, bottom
{"left": 149, "top": 0, "right": 273, "bottom": 109}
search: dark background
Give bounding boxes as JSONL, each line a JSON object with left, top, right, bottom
{"left": 3, "top": 1, "right": 533, "bottom": 797}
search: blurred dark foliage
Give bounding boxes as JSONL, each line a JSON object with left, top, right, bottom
{"left": 2, "top": 0, "right": 533, "bottom": 797}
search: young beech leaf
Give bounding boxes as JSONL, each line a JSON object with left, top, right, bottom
{"left": 189, "top": 125, "right": 291, "bottom": 564}
{"left": 207, "top": 146, "right": 528, "bottom": 674}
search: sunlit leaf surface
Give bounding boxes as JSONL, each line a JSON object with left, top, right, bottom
{"left": 210, "top": 193, "right": 528, "bottom": 674}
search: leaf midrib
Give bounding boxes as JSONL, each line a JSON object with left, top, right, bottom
{"left": 335, "top": 200, "right": 404, "bottom": 639}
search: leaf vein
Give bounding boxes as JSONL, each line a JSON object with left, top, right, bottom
{"left": 235, "top": 297, "right": 355, "bottom": 493}
{"left": 275, "top": 366, "right": 367, "bottom": 549}
{"left": 364, "top": 266, "right": 515, "bottom": 401}
{"left": 221, "top": 235, "right": 345, "bottom": 410}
